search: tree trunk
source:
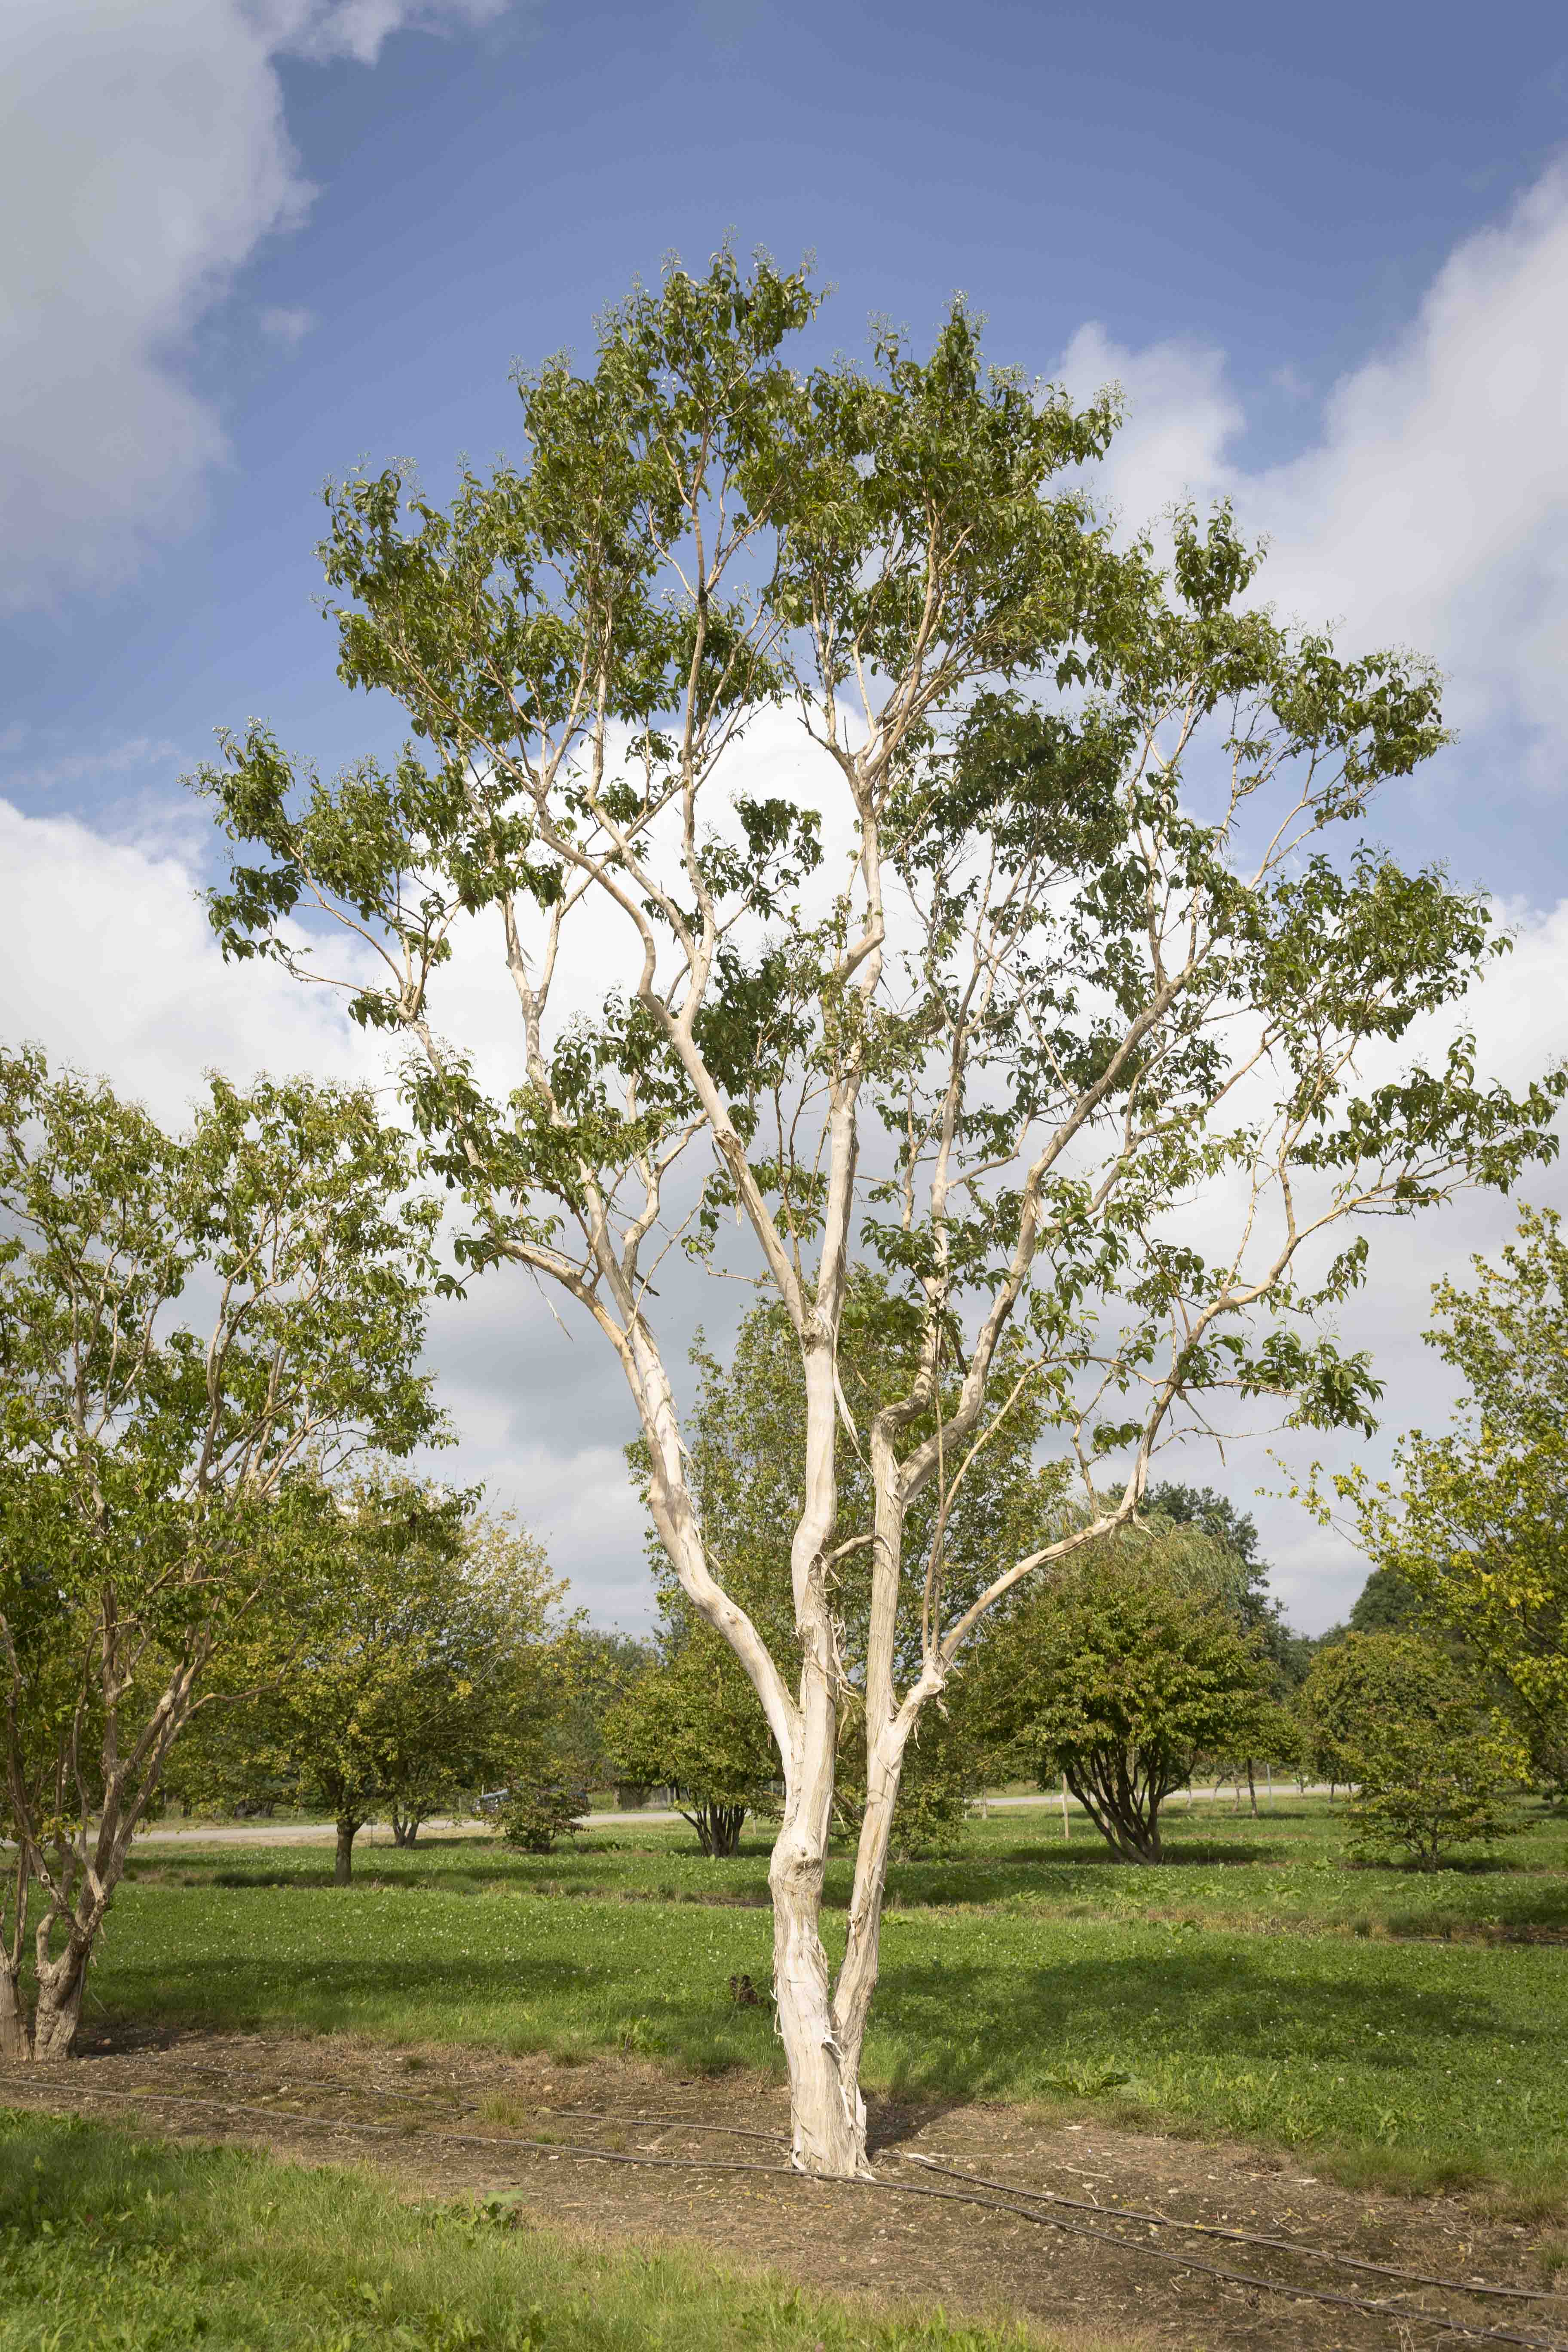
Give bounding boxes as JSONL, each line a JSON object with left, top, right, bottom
{"left": 1246, "top": 1760, "right": 1257, "bottom": 1818}
{"left": 334, "top": 1820, "right": 359, "bottom": 1885}
{"left": 390, "top": 1807, "right": 420, "bottom": 1848}
{"left": 1068, "top": 1765, "right": 1162, "bottom": 1862}
{"left": 691, "top": 1802, "right": 746, "bottom": 1859}
{"left": 0, "top": 1957, "right": 28, "bottom": 2061}
{"left": 769, "top": 1807, "right": 868, "bottom": 2178}
{"left": 29, "top": 1941, "right": 89, "bottom": 2062}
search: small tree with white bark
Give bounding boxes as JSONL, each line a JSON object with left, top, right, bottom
{"left": 194, "top": 252, "right": 1562, "bottom": 2174}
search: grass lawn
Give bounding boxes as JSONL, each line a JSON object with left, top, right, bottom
{"left": 89, "top": 1798, "right": 1568, "bottom": 2202}
{"left": 0, "top": 2109, "right": 1063, "bottom": 2352}
{"left": 132, "top": 1795, "right": 1568, "bottom": 1935}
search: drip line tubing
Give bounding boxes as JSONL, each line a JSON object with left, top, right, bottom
{"left": 12, "top": 2077, "right": 1565, "bottom": 2350}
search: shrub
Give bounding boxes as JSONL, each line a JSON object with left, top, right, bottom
{"left": 494, "top": 1776, "right": 588, "bottom": 1854}
{"left": 1299, "top": 1632, "right": 1530, "bottom": 1869}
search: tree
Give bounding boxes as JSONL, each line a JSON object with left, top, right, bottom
{"left": 195, "top": 251, "right": 1561, "bottom": 2174}
{"left": 966, "top": 1522, "right": 1273, "bottom": 1859}
{"left": 227, "top": 1482, "right": 565, "bottom": 1882}
{"left": 494, "top": 1772, "right": 588, "bottom": 1854}
{"left": 606, "top": 1630, "right": 778, "bottom": 1856}
{"left": 0, "top": 1051, "right": 442, "bottom": 2059}
{"left": 1347, "top": 1564, "right": 1425, "bottom": 1635}
{"left": 1145, "top": 1482, "right": 1311, "bottom": 1812}
{"left": 1297, "top": 1632, "right": 1528, "bottom": 1868}
{"left": 548, "top": 1627, "right": 656, "bottom": 1800}
{"left": 1328, "top": 1210, "right": 1568, "bottom": 1787}
{"left": 1147, "top": 1481, "right": 1313, "bottom": 1687}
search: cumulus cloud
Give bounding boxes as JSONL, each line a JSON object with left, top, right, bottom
{"left": 1059, "top": 162, "right": 1568, "bottom": 767}
{"left": 6, "top": 159, "right": 1568, "bottom": 1622}
{"left": 0, "top": 0, "right": 513, "bottom": 610}
{"left": 1197, "top": 898, "right": 1568, "bottom": 1630}
{"left": 0, "top": 793, "right": 379, "bottom": 1123}
{"left": 258, "top": 304, "right": 316, "bottom": 347}
{"left": 0, "top": 792, "right": 660, "bottom": 1607}
{"left": 1038, "top": 167, "right": 1568, "bottom": 1615}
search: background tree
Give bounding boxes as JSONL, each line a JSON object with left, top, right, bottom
{"left": 967, "top": 1519, "right": 1273, "bottom": 1859}
{"left": 1144, "top": 1480, "right": 1312, "bottom": 1810}
{"left": 1327, "top": 1211, "right": 1568, "bottom": 1793}
{"left": 606, "top": 1629, "right": 778, "bottom": 1856}
{"left": 197, "top": 253, "right": 1561, "bottom": 2174}
{"left": 224, "top": 1480, "right": 565, "bottom": 1883}
{"left": 1347, "top": 1564, "right": 1425, "bottom": 1635}
{"left": 1146, "top": 1483, "right": 1314, "bottom": 1688}
{"left": 1297, "top": 1631, "right": 1528, "bottom": 1869}
{"left": 548, "top": 1627, "right": 656, "bottom": 1802}
{"left": 0, "top": 1050, "right": 442, "bottom": 2060}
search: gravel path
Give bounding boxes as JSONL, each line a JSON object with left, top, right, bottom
{"left": 127, "top": 1786, "right": 1331, "bottom": 1848}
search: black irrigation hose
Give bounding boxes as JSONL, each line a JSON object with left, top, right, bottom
{"left": 899, "top": 2153, "right": 1562, "bottom": 2306}
{"left": 875, "top": 2172, "right": 1568, "bottom": 2352}
{"left": 175, "top": 2060, "right": 790, "bottom": 2147}
{"left": 13, "top": 2079, "right": 1567, "bottom": 2352}
{"left": 174, "top": 2058, "right": 1565, "bottom": 2309}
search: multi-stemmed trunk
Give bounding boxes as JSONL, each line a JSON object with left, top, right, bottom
{"left": 765, "top": 1433, "right": 928, "bottom": 2179}
{"left": 2, "top": 1872, "right": 115, "bottom": 2063}
{"left": 766, "top": 1696, "right": 919, "bottom": 2178}
{"left": 1, "top": 1773, "right": 151, "bottom": 2061}
{"left": 683, "top": 1799, "right": 747, "bottom": 1858}
{"left": 1066, "top": 1760, "right": 1167, "bottom": 1862}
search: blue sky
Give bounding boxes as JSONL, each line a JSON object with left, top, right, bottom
{"left": 4, "top": 0, "right": 1568, "bottom": 1626}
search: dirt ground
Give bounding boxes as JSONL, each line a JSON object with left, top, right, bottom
{"left": 4, "top": 2027, "right": 1565, "bottom": 2352}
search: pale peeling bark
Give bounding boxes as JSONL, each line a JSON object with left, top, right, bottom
{"left": 770, "top": 1800, "right": 867, "bottom": 2176}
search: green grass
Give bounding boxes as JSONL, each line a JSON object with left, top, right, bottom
{"left": 130, "top": 1795, "right": 1568, "bottom": 1940}
{"left": 0, "top": 2110, "right": 1067, "bottom": 2351}
{"left": 91, "top": 1816, "right": 1568, "bottom": 2200}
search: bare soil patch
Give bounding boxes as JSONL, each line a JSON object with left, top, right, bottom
{"left": 5, "top": 2027, "right": 1563, "bottom": 2352}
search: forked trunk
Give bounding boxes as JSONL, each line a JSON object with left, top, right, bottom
{"left": 334, "top": 1820, "right": 359, "bottom": 1885}
{"left": 29, "top": 1941, "right": 88, "bottom": 2062}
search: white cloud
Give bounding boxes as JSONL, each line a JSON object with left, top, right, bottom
{"left": 259, "top": 304, "right": 316, "bottom": 347}
{"left": 1041, "top": 165, "right": 1568, "bottom": 1617}
{"left": 2, "top": 734, "right": 181, "bottom": 800}
{"left": 1242, "top": 899, "right": 1568, "bottom": 1629}
{"left": 0, "top": 794, "right": 661, "bottom": 1614}
{"left": 0, "top": 794, "right": 377, "bottom": 1123}
{"left": 1059, "top": 162, "right": 1568, "bottom": 769}
{"left": 0, "top": 0, "right": 513, "bottom": 610}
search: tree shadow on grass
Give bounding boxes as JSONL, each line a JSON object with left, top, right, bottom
{"left": 882, "top": 1841, "right": 1289, "bottom": 1910}
{"left": 867, "top": 1939, "right": 1558, "bottom": 2109}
